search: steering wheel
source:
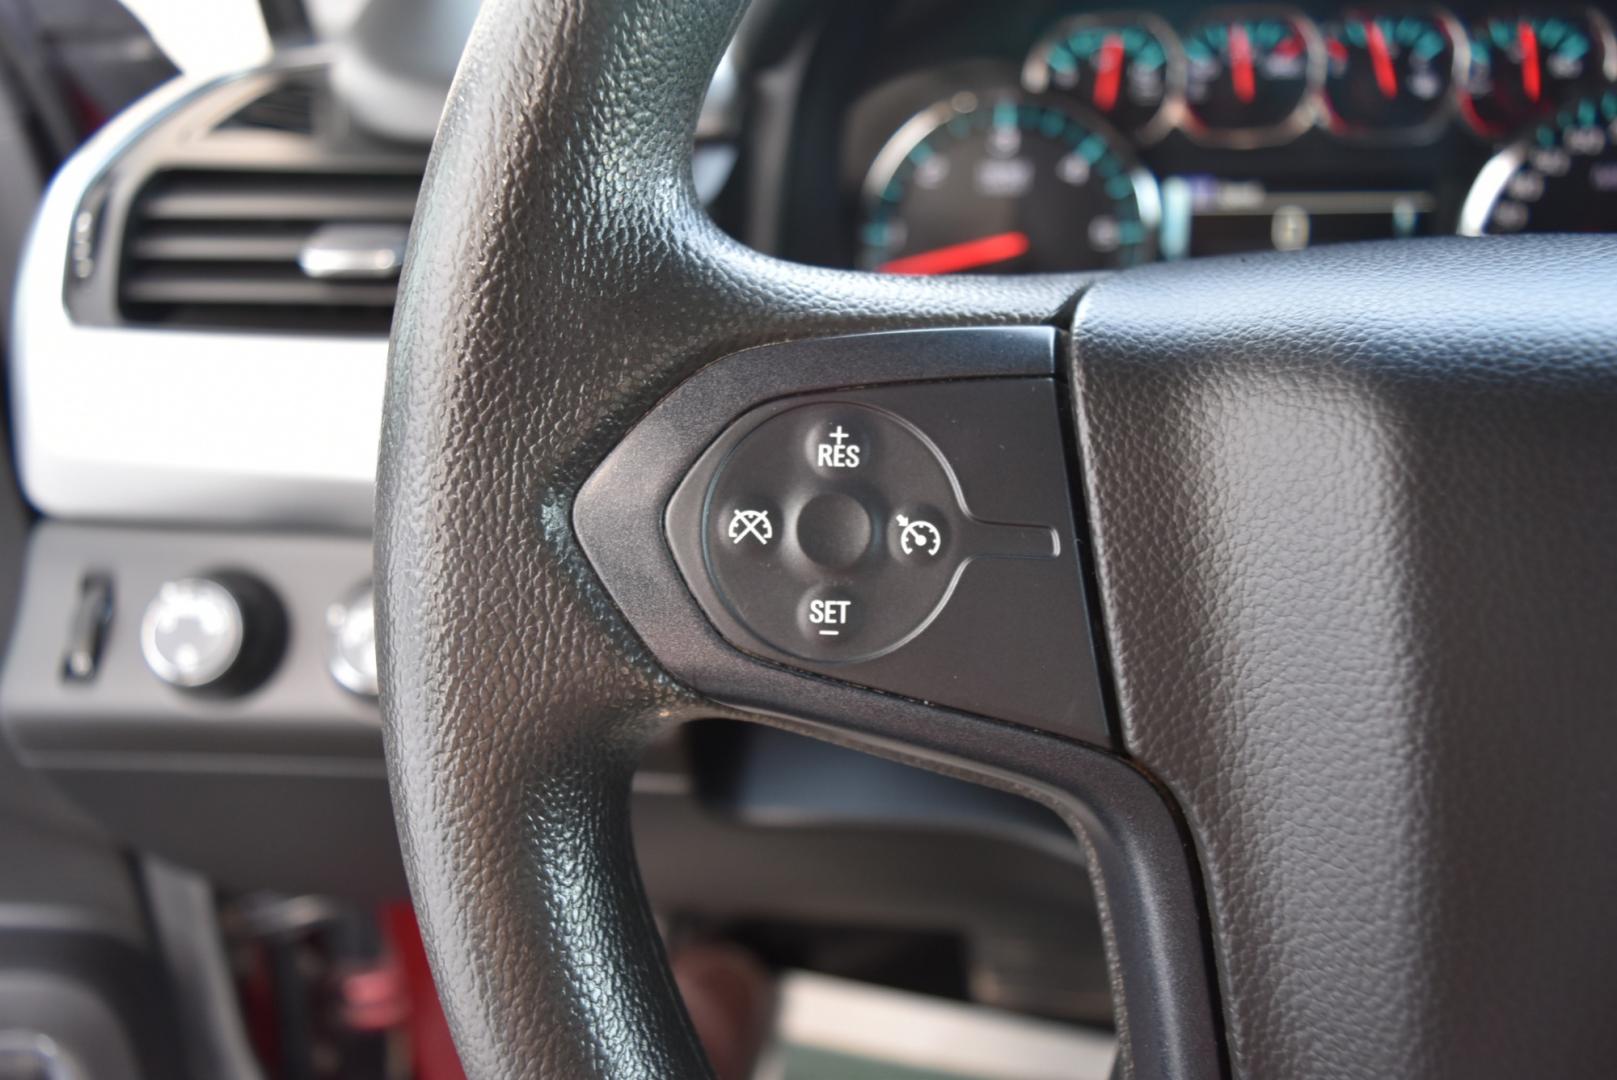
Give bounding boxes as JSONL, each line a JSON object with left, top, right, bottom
{"left": 375, "top": 0, "right": 1617, "bottom": 1077}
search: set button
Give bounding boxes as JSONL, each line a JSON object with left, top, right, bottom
{"left": 800, "top": 588, "right": 860, "bottom": 643}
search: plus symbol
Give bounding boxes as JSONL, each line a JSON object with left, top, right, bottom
{"left": 815, "top": 424, "right": 863, "bottom": 469}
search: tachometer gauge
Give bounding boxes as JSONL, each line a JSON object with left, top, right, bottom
{"left": 1181, "top": 7, "right": 1326, "bottom": 145}
{"left": 1461, "top": 10, "right": 1617, "bottom": 138}
{"left": 1323, "top": 11, "right": 1464, "bottom": 138}
{"left": 1023, "top": 13, "right": 1186, "bottom": 143}
{"left": 859, "top": 92, "right": 1158, "bottom": 274}
{"left": 1460, "top": 89, "right": 1617, "bottom": 233}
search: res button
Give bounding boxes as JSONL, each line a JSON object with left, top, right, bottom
{"left": 805, "top": 418, "right": 869, "bottom": 472}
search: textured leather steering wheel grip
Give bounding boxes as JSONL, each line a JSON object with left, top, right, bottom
{"left": 377, "top": 0, "right": 1089, "bottom": 1077}
{"left": 1071, "top": 236, "right": 1617, "bottom": 1079}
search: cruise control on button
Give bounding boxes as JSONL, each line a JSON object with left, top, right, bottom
{"left": 894, "top": 513, "right": 944, "bottom": 558}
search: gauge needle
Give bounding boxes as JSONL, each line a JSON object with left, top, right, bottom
{"left": 1518, "top": 20, "right": 1541, "bottom": 102}
{"left": 1095, "top": 33, "right": 1125, "bottom": 112}
{"left": 1365, "top": 20, "right": 1398, "bottom": 99}
{"left": 1229, "top": 23, "right": 1257, "bottom": 105}
{"left": 878, "top": 231, "right": 1031, "bottom": 275}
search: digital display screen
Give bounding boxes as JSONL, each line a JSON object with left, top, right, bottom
{"left": 1160, "top": 176, "right": 1433, "bottom": 259}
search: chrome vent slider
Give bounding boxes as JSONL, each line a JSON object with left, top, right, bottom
{"left": 297, "top": 222, "right": 408, "bottom": 280}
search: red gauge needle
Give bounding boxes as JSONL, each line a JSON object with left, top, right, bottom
{"left": 878, "top": 231, "right": 1031, "bottom": 275}
{"left": 1519, "top": 20, "right": 1542, "bottom": 102}
{"left": 1229, "top": 23, "right": 1257, "bottom": 104}
{"left": 1094, "top": 33, "right": 1125, "bottom": 112}
{"left": 1365, "top": 20, "right": 1398, "bottom": 99}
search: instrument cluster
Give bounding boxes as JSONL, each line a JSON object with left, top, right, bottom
{"left": 1021, "top": 6, "right": 1613, "bottom": 147}
{"left": 835, "top": 3, "right": 1617, "bottom": 274}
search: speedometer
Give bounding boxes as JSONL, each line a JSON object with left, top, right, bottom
{"left": 1460, "top": 89, "right": 1617, "bottom": 234}
{"left": 859, "top": 92, "right": 1158, "bottom": 274}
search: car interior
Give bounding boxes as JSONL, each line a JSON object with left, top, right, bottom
{"left": 0, "top": 1, "right": 1614, "bottom": 1078}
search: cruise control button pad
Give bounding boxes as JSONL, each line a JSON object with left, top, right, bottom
{"left": 667, "top": 379, "right": 1103, "bottom": 736}
{"left": 705, "top": 402, "right": 1022, "bottom": 663}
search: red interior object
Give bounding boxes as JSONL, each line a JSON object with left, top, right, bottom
{"left": 384, "top": 903, "right": 468, "bottom": 1080}
{"left": 338, "top": 960, "right": 412, "bottom": 1032}
{"left": 239, "top": 942, "right": 282, "bottom": 1076}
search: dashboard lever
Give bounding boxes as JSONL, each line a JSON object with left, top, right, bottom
{"left": 61, "top": 572, "right": 113, "bottom": 683}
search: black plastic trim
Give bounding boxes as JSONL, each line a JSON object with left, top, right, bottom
{"left": 665, "top": 379, "right": 1106, "bottom": 739}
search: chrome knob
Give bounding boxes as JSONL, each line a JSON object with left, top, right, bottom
{"left": 140, "top": 574, "right": 283, "bottom": 693}
{"left": 327, "top": 582, "right": 378, "bottom": 699}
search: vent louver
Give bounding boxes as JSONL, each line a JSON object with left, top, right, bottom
{"left": 220, "top": 78, "right": 320, "bottom": 134}
{"left": 118, "top": 169, "right": 420, "bottom": 335}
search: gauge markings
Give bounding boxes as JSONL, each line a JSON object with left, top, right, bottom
{"left": 1023, "top": 13, "right": 1184, "bottom": 142}
{"left": 853, "top": 3, "right": 1617, "bottom": 279}
{"left": 1181, "top": 9, "right": 1326, "bottom": 146}
{"left": 1323, "top": 11, "right": 1462, "bottom": 138}
{"left": 860, "top": 94, "right": 1156, "bottom": 273}
{"left": 1462, "top": 87, "right": 1617, "bottom": 233}
{"left": 1462, "top": 10, "right": 1616, "bottom": 137}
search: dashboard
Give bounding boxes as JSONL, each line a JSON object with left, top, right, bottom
{"left": 5, "top": 5, "right": 1614, "bottom": 1064}
{"left": 8, "top": 0, "right": 1616, "bottom": 903}
{"left": 774, "top": 1, "right": 1617, "bottom": 273}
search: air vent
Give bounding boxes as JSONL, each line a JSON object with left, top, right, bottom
{"left": 118, "top": 169, "right": 420, "bottom": 334}
{"left": 220, "top": 78, "right": 320, "bottom": 135}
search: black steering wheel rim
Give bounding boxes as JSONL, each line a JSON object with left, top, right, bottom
{"left": 377, "top": 1, "right": 1100, "bottom": 1076}
{"left": 378, "top": 1, "right": 1617, "bottom": 1077}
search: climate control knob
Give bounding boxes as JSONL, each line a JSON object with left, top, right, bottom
{"left": 326, "top": 582, "right": 379, "bottom": 699}
{"left": 140, "top": 574, "right": 285, "bottom": 694}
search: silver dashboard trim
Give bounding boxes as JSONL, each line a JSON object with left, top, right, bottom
{"left": 12, "top": 51, "right": 738, "bottom": 531}
{"left": 11, "top": 62, "right": 387, "bottom": 531}
{"left": 1457, "top": 142, "right": 1528, "bottom": 237}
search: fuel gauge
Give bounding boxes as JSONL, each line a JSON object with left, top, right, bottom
{"left": 1181, "top": 7, "right": 1327, "bottom": 145}
{"left": 1323, "top": 11, "right": 1465, "bottom": 139}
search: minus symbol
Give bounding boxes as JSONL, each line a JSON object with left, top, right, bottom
{"left": 818, "top": 630, "right": 839, "bottom": 636}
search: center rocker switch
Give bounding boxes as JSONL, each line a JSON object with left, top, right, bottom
{"left": 667, "top": 378, "right": 1105, "bottom": 739}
